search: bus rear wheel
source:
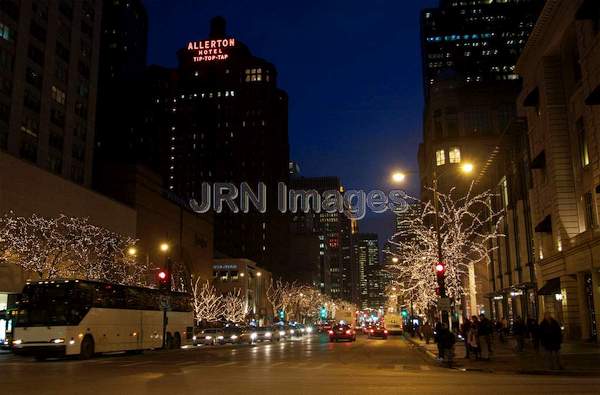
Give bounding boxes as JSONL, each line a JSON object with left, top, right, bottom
{"left": 80, "top": 335, "right": 95, "bottom": 360}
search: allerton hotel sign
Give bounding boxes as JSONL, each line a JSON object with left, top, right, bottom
{"left": 187, "top": 38, "right": 236, "bottom": 62}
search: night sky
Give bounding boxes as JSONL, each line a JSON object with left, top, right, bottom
{"left": 145, "top": 0, "right": 439, "bottom": 245}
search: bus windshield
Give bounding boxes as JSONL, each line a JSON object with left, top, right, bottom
{"left": 15, "top": 282, "right": 90, "bottom": 327}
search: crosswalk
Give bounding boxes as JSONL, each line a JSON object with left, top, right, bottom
{"left": 0, "top": 358, "right": 437, "bottom": 372}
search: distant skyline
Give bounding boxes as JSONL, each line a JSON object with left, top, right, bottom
{"left": 145, "top": 0, "right": 439, "bottom": 244}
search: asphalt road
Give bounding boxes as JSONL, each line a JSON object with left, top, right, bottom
{"left": 1, "top": 334, "right": 599, "bottom": 395}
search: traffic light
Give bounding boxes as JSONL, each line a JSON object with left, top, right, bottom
{"left": 401, "top": 309, "right": 408, "bottom": 318}
{"left": 157, "top": 269, "right": 171, "bottom": 291}
{"left": 278, "top": 309, "right": 285, "bottom": 321}
{"left": 435, "top": 262, "right": 445, "bottom": 275}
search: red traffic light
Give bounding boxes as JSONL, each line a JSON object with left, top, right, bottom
{"left": 158, "top": 271, "right": 167, "bottom": 280}
{"left": 435, "top": 263, "right": 445, "bottom": 273}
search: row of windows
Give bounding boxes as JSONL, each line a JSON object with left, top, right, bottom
{"left": 435, "top": 147, "right": 462, "bottom": 166}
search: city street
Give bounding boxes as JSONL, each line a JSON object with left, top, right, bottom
{"left": 1, "top": 335, "right": 599, "bottom": 395}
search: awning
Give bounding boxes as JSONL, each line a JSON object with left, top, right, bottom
{"left": 537, "top": 278, "right": 560, "bottom": 296}
{"left": 585, "top": 84, "right": 600, "bottom": 106}
{"left": 523, "top": 87, "right": 539, "bottom": 107}
{"left": 530, "top": 150, "right": 546, "bottom": 169}
{"left": 534, "top": 215, "right": 552, "bottom": 233}
{"left": 576, "top": 0, "right": 597, "bottom": 20}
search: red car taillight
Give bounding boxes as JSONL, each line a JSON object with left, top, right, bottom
{"left": 346, "top": 330, "right": 351, "bottom": 335}
{"left": 328, "top": 330, "right": 334, "bottom": 335}
{"left": 384, "top": 330, "right": 388, "bottom": 334}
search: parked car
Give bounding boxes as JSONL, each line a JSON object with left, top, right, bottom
{"left": 367, "top": 326, "right": 388, "bottom": 339}
{"left": 194, "top": 328, "right": 225, "bottom": 346}
{"left": 328, "top": 324, "right": 357, "bottom": 342}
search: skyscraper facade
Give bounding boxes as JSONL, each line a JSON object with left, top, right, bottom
{"left": 163, "top": 18, "right": 290, "bottom": 276}
{"left": 0, "top": 0, "right": 103, "bottom": 186}
{"left": 353, "top": 233, "right": 385, "bottom": 310}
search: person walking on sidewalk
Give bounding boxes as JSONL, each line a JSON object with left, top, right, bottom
{"left": 434, "top": 320, "right": 444, "bottom": 360}
{"left": 478, "top": 313, "right": 493, "bottom": 360}
{"left": 422, "top": 321, "right": 433, "bottom": 344}
{"left": 468, "top": 315, "right": 481, "bottom": 360}
{"left": 461, "top": 317, "right": 472, "bottom": 359}
{"left": 513, "top": 316, "right": 526, "bottom": 352}
{"left": 527, "top": 315, "right": 540, "bottom": 352}
{"left": 539, "top": 312, "right": 563, "bottom": 370}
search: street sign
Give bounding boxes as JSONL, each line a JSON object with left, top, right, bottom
{"left": 437, "top": 297, "right": 451, "bottom": 311}
{"left": 159, "top": 295, "right": 171, "bottom": 311}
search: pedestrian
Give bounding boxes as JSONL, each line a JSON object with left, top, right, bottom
{"left": 501, "top": 317, "right": 509, "bottom": 342}
{"left": 468, "top": 315, "right": 480, "bottom": 360}
{"left": 422, "top": 322, "right": 433, "bottom": 344}
{"left": 434, "top": 320, "right": 444, "bottom": 360}
{"left": 438, "top": 323, "right": 456, "bottom": 367}
{"left": 539, "top": 312, "right": 563, "bottom": 370}
{"left": 527, "top": 316, "right": 540, "bottom": 352}
{"left": 478, "top": 313, "right": 493, "bottom": 360}
{"left": 461, "top": 317, "right": 472, "bottom": 359}
{"left": 513, "top": 316, "right": 526, "bottom": 352}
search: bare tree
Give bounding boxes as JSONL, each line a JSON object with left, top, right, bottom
{"left": 191, "top": 278, "right": 224, "bottom": 325}
{"left": 223, "top": 288, "right": 247, "bottom": 323}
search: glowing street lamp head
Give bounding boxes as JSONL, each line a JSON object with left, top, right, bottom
{"left": 391, "top": 172, "right": 406, "bottom": 183}
{"left": 392, "top": 257, "right": 399, "bottom": 263}
{"left": 160, "top": 243, "right": 170, "bottom": 253}
{"left": 256, "top": 271, "right": 262, "bottom": 277}
{"left": 461, "top": 162, "right": 474, "bottom": 174}
{"left": 127, "top": 247, "right": 137, "bottom": 256}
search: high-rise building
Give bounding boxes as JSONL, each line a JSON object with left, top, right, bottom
{"left": 288, "top": 176, "right": 357, "bottom": 301}
{"left": 0, "top": 0, "right": 103, "bottom": 186}
{"left": 353, "top": 233, "right": 385, "bottom": 310}
{"left": 421, "top": 0, "right": 544, "bottom": 97}
{"left": 94, "top": 0, "right": 150, "bottom": 171}
{"left": 159, "top": 17, "right": 290, "bottom": 276}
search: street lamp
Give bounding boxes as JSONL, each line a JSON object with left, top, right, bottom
{"left": 127, "top": 247, "right": 137, "bottom": 256}
{"left": 160, "top": 242, "right": 170, "bottom": 253}
{"left": 390, "top": 161, "right": 475, "bottom": 329}
{"left": 392, "top": 257, "right": 399, "bottom": 263}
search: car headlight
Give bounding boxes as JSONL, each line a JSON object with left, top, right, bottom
{"left": 231, "top": 335, "right": 238, "bottom": 340}
{"left": 217, "top": 336, "right": 224, "bottom": 340}
{"left": 193, "top": 335, "right": 197, "bottom": 341}
{"left": 251, "top": 333, "right": 257, "bottom": 339}
{"left": 12, "top": 339, "right": 22, "bottom": 345}
{"left": 279, "top": 331, "right": 285, "bottom": 336}
{"left": 51, "top": 338, "right": 65, "bottom": 344}
{"left": 306, "top": 327, "right": 313, "bottom": 333}
{"left": 289, "top": 329, "right": 294, "bottom": 334}
{"left": 265, "top": 332, "right": 272, "bottom": 337}
{"left": 205, "top": 335, "right": 212, "bottom": 340}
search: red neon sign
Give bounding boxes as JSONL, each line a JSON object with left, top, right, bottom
{"left": 187, "top": 38, "right": 236, "bottom": 62}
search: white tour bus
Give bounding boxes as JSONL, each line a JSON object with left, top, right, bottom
{"left": 12, "top": 279, "right": 193, "bottom": 360}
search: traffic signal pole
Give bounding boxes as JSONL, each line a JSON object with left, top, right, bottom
{"left": 432, "top": 169, "right": 450, "bottom": 329}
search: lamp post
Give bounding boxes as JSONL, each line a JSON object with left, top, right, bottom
{"left": 391, "top": 161, "right": 474, "bottom": 329}
{"left": 159, "top": 242, "right": 170, "bottom": 349}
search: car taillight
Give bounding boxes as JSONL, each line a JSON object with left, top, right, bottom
{"left": 370, "top": 329, "right": 374, "bottom": 333}
{"left": 384, "top": 330, "right": 388, "bottom": 334}
{"left": 346, "top": 330, "right": 351, "bottom": 335}
{"left": 328, "top": 330, "right": 334, "bottom": 335}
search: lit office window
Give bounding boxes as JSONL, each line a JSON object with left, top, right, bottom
{"left": 449, "top": 147, "right": 461, "bottom": 163}
{"left": 436, "top": 149, "right": 445, "bottom": 166}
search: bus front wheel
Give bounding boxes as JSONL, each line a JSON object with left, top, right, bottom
{"left": 80, "top": 335, "right": 95, "bottom": 360}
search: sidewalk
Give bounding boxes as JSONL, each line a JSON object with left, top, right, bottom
{"left": 404, "top": 334, "right": 600, "bottom": 376}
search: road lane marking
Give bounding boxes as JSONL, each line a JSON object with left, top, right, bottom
{"left": 176, "top": 361, "right": 198, "bottom": 366}
{"left": 420, "top": 365, "right": 431, "bottom": 371}
{"left": 121, "top": 361, "right": 154, "bottom": 367}
{"left": 306, "top": 363, "right": 330, "bottom": 370}
{"left": 210, "top": 361, "right": 237, "bottom": 367}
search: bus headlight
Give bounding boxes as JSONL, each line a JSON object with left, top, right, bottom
{"left": 12, "top": 339, "right": 22, "bottom": 345}
{"left": 51, "top": 338, "right": 65, "bottom": 344}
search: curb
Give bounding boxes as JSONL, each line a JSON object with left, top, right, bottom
{"left": 403, "top": 335, "right": 438, "bottom": 360}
